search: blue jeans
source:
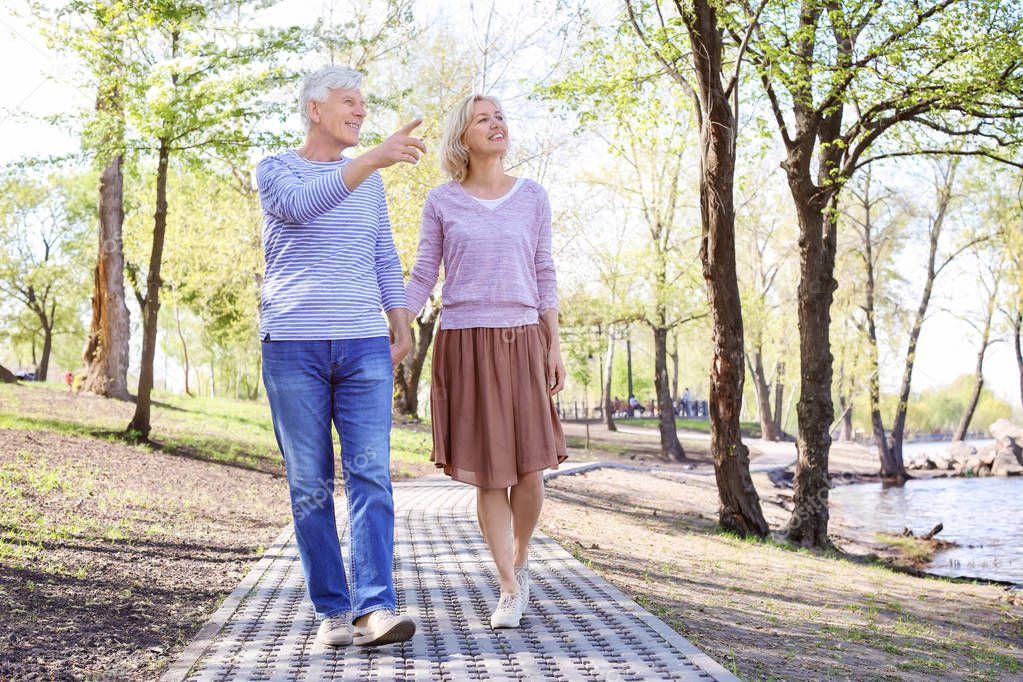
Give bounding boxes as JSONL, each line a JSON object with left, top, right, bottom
{"left": 261, "top": 336, "right": 396, "bottom": 620}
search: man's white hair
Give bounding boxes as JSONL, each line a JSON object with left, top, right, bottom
{"left": 299, "top": 66, "right": 363, "bottom": 130}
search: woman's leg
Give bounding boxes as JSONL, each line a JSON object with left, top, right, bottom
{"left": 476, "top": 487, "right": 519, "bottom": 595}
{"left": 509, "top": 470, "right": 543, "bottom": 569}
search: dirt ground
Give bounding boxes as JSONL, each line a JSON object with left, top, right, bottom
{"left": 540, "top": 467, "right": 1023, "bottom": 681}
{"left": 0, "top": 427, "right": 291, "bottom": 679}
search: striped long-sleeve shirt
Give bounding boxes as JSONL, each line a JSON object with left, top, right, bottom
{"left": 255, "top": 150, "right": 406, "bottom": 340}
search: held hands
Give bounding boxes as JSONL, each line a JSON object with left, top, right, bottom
{"left": 388, "top": 308, "right": 413, "bottom": 369}
{"left": 547, "top": 346, "right": 566, "bottom": 396}
{"left": 368, "top": 119, "right": 427, "bottom": 169}
{"left": 391, "top": 336, "right": 412, "bottom": 369}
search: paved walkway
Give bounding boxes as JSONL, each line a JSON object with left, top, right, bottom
{"left": 162, "top": 464, "right": 739, "bottom": 681}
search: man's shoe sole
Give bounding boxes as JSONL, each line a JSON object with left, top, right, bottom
{"left": 353, "top": 618, "right": 416, "bottom": 646}
{"left": 316, "top": 631, "right": 353, "bottom": 647}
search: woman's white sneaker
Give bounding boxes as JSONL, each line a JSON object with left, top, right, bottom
{"left": 490, "top": 592, "right": 524, "bottom": 629}
{"left": 515, "top": 562, "right": 530, "bottom": 606}
{"left": 316, "top": 614, "right": 354, "bottom": 646}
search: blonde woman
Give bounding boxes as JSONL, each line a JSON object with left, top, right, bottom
{"left": 403, "top": 94, "right": 567, "bottom": 629}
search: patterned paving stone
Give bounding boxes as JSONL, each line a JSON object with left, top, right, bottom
{"left": 162, "top": 466, "right": 739, "bottom": 681}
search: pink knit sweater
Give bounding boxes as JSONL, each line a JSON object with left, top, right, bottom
{"left": 404, "top": 179, "right": 559, "bottom": 329}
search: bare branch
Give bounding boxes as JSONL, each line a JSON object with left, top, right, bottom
{"left": 624, "top": 0, "right": 702, "bottom": 126}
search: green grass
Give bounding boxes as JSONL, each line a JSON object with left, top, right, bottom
{"left": 626, "top": 417, "right": 762, "bottom": 438}
{"left": 564, "top": 435, "right": 632, "bottom": 453}
{"left": 0, "top": 383, "right": 431, "bottom": 473}
{"left": 874, "top": 532, "right": 937, "bottom": 563}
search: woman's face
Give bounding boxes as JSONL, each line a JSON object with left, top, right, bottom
{"left": 462, "top": 99, "right": 508, "bottom": 156}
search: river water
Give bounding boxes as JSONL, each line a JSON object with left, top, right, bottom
{"left": 831, "top": 443, "right": 1023, "bottom": 584}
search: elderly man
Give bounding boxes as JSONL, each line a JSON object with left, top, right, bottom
{"left": 256, "top": 66, "right": 426, "bottom": 647}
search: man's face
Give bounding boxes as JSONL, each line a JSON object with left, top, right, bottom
{"left": 309, "top": 87, "right": 366, "bottom": 148}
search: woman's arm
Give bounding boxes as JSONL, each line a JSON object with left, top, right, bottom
{"left": 540, "top": 308, "right": 565, "bottom": 395}
{"left": 535, "top": 192, "right": 564, "bottom": 395}
{"left": 534, "top": 192, "right": 559, "bottom": 315}
{"left": 404, "top": 193, "right": 444, "bottom": 317}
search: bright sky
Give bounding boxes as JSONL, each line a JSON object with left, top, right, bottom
{"left": 0, "top": 1, "right": 1019, "bottom": 410}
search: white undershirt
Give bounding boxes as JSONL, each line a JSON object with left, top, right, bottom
{"left": 471, "top": 177, "right": 523, "bottom": 209}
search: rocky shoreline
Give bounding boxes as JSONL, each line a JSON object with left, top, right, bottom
{"left": 905, "top": 418, "right": 1023, "bottom": 477}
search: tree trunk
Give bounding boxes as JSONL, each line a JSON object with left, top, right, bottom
{"left": 603, "top": 329, "right": 617, "bottom": 431}
{"left": 1014, "top": 311, "right": 1022, "bottom": 412}
{"left": 670, "top": 331, "right": 679, "bottom": 401}
{"left": 173, "top": 296, "right": 192, "bottom": 396}
{"left": 394, "top": 304, "right": 438, "bottom": 417}
{"left": 0, "top": 364, "right": 16, "bottom": 383}
{"left": 127, "top": 137, "right": 171, "bottom": 440}
{"left": 837, "top": 396, "right": 853, "bottom": 442}
{"left": 860, "top": 189, "right": 902, "bottom": 480}
{"left": 82, "top": 153, "right": 131, "bottom": 399}
{"left": 38, "top": 316, "right": 53, "bottom": 382}
{"left": 252, "top": 355, "right": 261, "bottom": 400}
{"left": 835, "top": 359, "right": 853, "bottom": 442}
{"left": 773, "top": 360, "right": 784, "bottom": 435}
{"left": 888, "top": 162, "right": 956, "bottom": 479}
{"left": 781, "top": 0, "right": 857, "bottom": 547}
{"left": 786, "top": 190, "right": 838, "bottom": 547}
{"left": 749, "top": 347, "right": 779, "bottom": 441}
{"left": 653, "top": 325, "right": 685, "bottom": 460}
{"left": 626, "top": 332, "right": 634, "bottom": 401}
{"left": 953, "top": 280, "right": 997, "bottom": 441}
{"left": 26, "top": 294, "right": 54, "bottom": 382}
{"left": 685, "top": 0, "right": 767, "bottom": 537}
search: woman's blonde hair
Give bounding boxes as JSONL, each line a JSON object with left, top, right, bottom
{"left": 440, "top": 93, "right": 504, "bottom": 182}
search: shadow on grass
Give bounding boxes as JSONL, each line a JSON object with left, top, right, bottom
{"left": 0, "top": 530, "right": 270, "bottom": 563}
{"left": 152, "top": 399, "right": 277, "bottom": 434}
{"left": 1, "top": 412, "right": 284, "bottom": 478}
{"left": 96, "top": 429, "right": 285, "bottom": 478}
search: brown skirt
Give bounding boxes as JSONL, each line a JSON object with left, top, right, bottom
{"left": 429, "top": 323, "right": 568, "bottom": 489}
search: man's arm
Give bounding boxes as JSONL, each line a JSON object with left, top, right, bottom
{"left": 374, "top": 185, "right": 413, "bottom": 368}
{"left": 342, "top": 119, "right": 427, "bottom": 194}
{"left": 387, "top": 307, "right": 412, "bottom": 368}
{"left": 256, "top": 119, "right": 427, "bottom": 224}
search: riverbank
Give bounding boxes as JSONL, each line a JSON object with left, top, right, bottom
{"left": 561, "top": 421, "right": 1019, "bottom": 583}
{"left": 540, "top": 466, "right": 1023, "bottom": 680}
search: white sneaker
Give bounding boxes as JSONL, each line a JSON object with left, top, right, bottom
{"left": 317, "top": 614, "right": 353, "bottom": 646}
{"left": 490, "top": 592, "right": 524, "bottom": 629}
{"left": 515, "top": 562, "right": 530, "bottom": 606}
{"left": 353, "top": 608, "right": 416, "bottom": 646}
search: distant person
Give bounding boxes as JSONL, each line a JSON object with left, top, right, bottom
{"left": 64, "top": 370, "right": 73, "bottom": 392}
{"left": 682, "top": 387, "right": 692, "bottom": 417}
{"left": 255, "top": 66, "right": 423, "bottom": 648}
{"left": 403, "top": 93, "right": 567, "bottom": 630}
{"left": 613, "top": 396, "right": 622, "bottom": 417}
{"left": 646, "top": 398, "right": 655, "bottom": 416}
{"left": 628, "top": 394, "right": 640, "bottom": 417}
